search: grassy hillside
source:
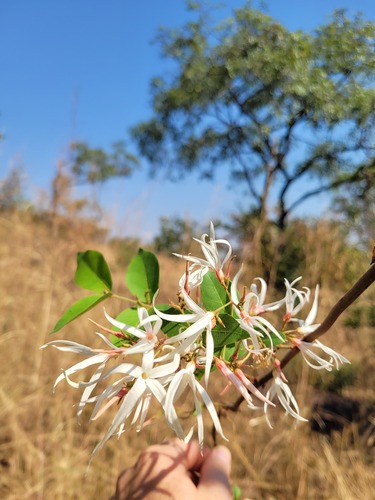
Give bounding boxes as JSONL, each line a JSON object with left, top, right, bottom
{"left": 1, "top": 211, "right": 374, "bottom": 499}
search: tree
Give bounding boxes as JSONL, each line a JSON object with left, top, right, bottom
{"left": 69, "top": 140, "right": 139, "bottom": 185}
{"left": 0, "top": 166, "right": 26, "bottom": 211}
{"left": 334, "top": 173, "right": 375, "bottom": 248}
{"left": 131, "top": 2, "right": 375, "bottom": 231}
{"left": 153, "top": 216, "right": 195, "bottom": 253}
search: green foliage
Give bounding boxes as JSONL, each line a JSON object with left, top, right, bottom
{"left": 212, "top": 314, "right": 249, "bottom": 349}
{"left": 158, "top": 306, "right": 189, "bottom": 338}
{"left": 132, "top": 2, "right": 375, "bottom": 229}
{"left": 109, "top": 237, "right": 142, "bottom": 269}
{"left": 75, "top": 250, "right": 113, "bottom": 293}
{"left": 50, "top": 242, "right": 274, "bottom": 357}
{"left": 109, "top": 307, "right": 141, "bottom": 345}
{"left": 125, "top": 248, "right": 159, "bottom": 303}
{"left": 112, "top": 307, "right": 140, "bottom": 331}
{"left": 334, "top": 180, "right": 375, "bottom": 249}
{"left": 51, "top": 293, "right": 112, "bottom": 334}
{"left": 232, "top": 485, "right": 242, "bottom": 500}
{"left": 153, "top": 216, "right": 195, "bottom": 254}
{"left": 200, "top": 271, "right": 228, "bottom": 311}
{"left": 313, "top": 363, "right": 358, "bottom": 394}
{"left": 51, "top": 250, "right": 113, "bottom": 333}
{"left": 0, "top": 167, "right": 27, "bottom": 212}
{"left": 70, "top": 140, "right": 139, "bottom": 185}
{"left": 227, "top": 212, "right": 307, "bottom": 290}
{"left": 344, "top": 305, "right": 375, "bottom": 328}
{"left": 368, "top": 305, "right": 375, "bottom": 327}
{"left": 344, "top": 307, "right": 362, "bottom": 328}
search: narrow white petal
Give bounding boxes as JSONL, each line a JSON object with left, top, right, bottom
{"left": 165, "top": 314, "right": 213, "bottom": 344}
{"left": 77, "top": 361, "right": 107, "bottom": 417}
{"left": 94, "top": 332, "right": 122, "bottom": 349}
{"left": 89, "top": 379, "right": 126, "bottom": 421}
{"left": 255, "top": 316, "right": 284, "bottom": 341}
{"left": 121, "top": 338, "right": 155, "bottom": 356}
{"left": 236, "top": 371, "right": 274, "bottom": 406}
{"left": 181, "top": 289, "right": 204, "bottom": 315}
{"left": 145, "top": 379, "right": 166, "bottom": 405}
{"left": 41, "top": 340, "right": 95, "bottom": 356}
{"left": 173, "top": 253, "right": 210, "bottom": 269}
{"left": 275, "top": 379, "right": 308, "bottom": 422}
{"left": 300, "top": 347, "right": 333, "bottom": 371}
{"left": 104, "top": 309, "right": 144, "bottom": 338}
{"left": 154, "top": 307, "right": 198, "bottom": 323}
{"left": 164, "top": 371, "right": 187, "bottom": 439}
{"left": 304, "top": 285, "right": 320, "bottom": 326}
{"left": 91, "top": 377, "right": 147, "bottom": 456}
{"left": 204, "top": 328, "right": 214, "bottom": 387}
{"left": 230, "top": 266, "right": 243, "bottom": 313}
{"left": 191, "top": 381, "right": 204, "bottom": 452}
{"left": 66, "top": 362, "right": 142, "bottom": 389}
{"left": 136, "top": 393, "right": 152, "bottom": 431}
{"left": 137, "top": 313, "right": 162, "bottom": 333}
{"left": 53, "top": 354, "right": 109, "bottom": 389}
{"left": 149, "top": 353, "right": 180, "bottom": 379}
{"left": 195, "top": 382, "right": 228, "bottom": 441}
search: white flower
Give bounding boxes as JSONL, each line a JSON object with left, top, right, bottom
{"left": 42, "top": 336, "right": 129, "bottom": 420}
{"left": 178, "top": 263, "right": 208, "bottom": 292}
{"left": 41, "top": 336, "right": 123, "bottom": 392}
{"left": 173, "top": 222, "right": 232, "bottom": 282}
{"left": 283, "top": 277, "right": 310, "bottom": 322}
{"left": 248, "top": 277, "right": 285, "bottom": 314}
{"left": 216, "top": 359, "right": 274, "bottom": 409}
{"left": 104, "top": 307, "right": 162, "bottom": 355}
{"left": 292, "top": 338, "right": 350, "bottom": 371}
{"left": 264, "top": 373, "right": 308, "bottom": 428}
{"left": 235, "top": 367, "right": 275, "bottom": 406}
{"left": 164, "top": 361, "right": 227, "bottom": 451}
{"left": 231, "top": 268, "right": 284, "bottom": 354}
{"left": 154, "top": 289, "right": 215, "bottom": 386}
{"left": 63, "top": 348, "right": 181, "bottom": 456}
{"left": 290, "top": 284, "right": 320, "bottom": 335}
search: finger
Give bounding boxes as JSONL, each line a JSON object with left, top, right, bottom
{"left": 145, "top": 439, "right": 206, "bottom": 473}
{"left": 198, "top": 445, "right": 232, "bottom": 499}
{"left": 183, "top": 440, "right": 208, "bottom": 472}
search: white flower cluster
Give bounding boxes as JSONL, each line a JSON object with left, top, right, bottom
{"left": 42, "top": 223, "right": 350, "bottom": 455}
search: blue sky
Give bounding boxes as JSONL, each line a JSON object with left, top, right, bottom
{"left": 1, "top": 1, "right": 374, "bottom": 241}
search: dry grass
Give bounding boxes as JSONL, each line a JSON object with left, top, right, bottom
{"left": 0, "top": 211, "right": 374, "bottom": 499}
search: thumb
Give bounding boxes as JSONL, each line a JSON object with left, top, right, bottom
{"left": 198, "top": 446, "right": 232, "bottom": 499}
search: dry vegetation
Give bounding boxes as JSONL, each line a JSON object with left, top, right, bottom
{"left": 1, "top": 210, "right": 374, "bottom": 499}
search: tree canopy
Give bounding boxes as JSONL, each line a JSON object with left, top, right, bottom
{"left": 131, "top": 2, "right": 375, "bottom": 228}
{"left": 69, "top": 140, "right": 139, "bottom": 185}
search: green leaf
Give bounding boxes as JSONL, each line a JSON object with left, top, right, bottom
{"left": 156, "top": 305, "right": 188, "bottom": 338}
{"left": 74, "top": 250, "right": 112, "bottom": 293}
{"left": 50, "top": 293, "right": 112, "bottom": 334}
{"left": 200, "top": 271, "right": 228, "bottom": 311}
{"left": 126, "top": 249, "right": 159, "bottom": 302}
{"left": 109, "top": 307, "right": 141, "bottom": 346}
{"left": 262, "top": 330, "right": 286, "bottom": 349}
{"left": 220, "top": 342, "right": 248, "bottom": 362}
{"left": 212, "top": 314, "right": 249, "bottom": 349}
{"left": 193, "top": 367, "right": 205, "bottom": 381}
{"left": 232, "top": 485, "right": 242, "bottom": 500}
{"left": 113, "top": 307, "right": 140, "bottom": 329}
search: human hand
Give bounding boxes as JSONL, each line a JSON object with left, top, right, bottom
{"left": 114, "top": 439, "right": 232, "bottom": 499}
